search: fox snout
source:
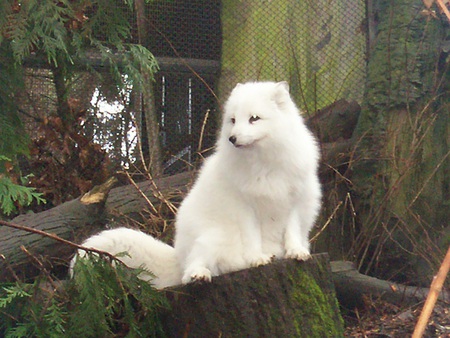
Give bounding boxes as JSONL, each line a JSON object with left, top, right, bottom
{"left": 229, "top": 135, "right": 237, "bottom": 145}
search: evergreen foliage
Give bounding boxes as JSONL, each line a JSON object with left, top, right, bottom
{"left": 1, "top": 0, "right": 158, "bottom": 91}
{"left": 0, "top": 170, "right": 45, "bottom": 216}
{"left": 0, "top": 0, "right": 159, "bottom": 213}
{"left": 0, "top": 253, "right": 169, "bottom": 337}
{"left": 0, "top": 42, "right": 29, "bottom": 161}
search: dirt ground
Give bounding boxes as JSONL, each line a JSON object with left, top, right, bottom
{"left": 344, "top": 299, "right": 450, "bottom": 337}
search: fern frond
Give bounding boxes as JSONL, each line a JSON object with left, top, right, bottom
{"left": 0, "top": 283, "right": 33, "bottom": 336}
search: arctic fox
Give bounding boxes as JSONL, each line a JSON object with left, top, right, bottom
{"left": 71, "top": 81, "right": 321, "bottom": 289}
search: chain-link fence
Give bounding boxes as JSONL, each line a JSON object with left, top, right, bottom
{"left": 19, "top": 0, "right": 366, "bottom": 178}
{"left": 218, "top": 0, "right": 367, "bottom": 114}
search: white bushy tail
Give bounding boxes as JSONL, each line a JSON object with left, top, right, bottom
{"left": 70, "top": 228, "right": 182, "bottom": 289}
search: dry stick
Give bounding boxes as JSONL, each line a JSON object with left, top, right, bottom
{"left": 0, "top": 220, "right": 118, "bottom": 261}
{"left": 197, "top": 109, "right": 210, "bottom": 154}
{"left": 436, "top": 0, "right": 450, "bottom": 22}
{"left": 20, "top": 245, "right": 60, "bottom": 292}
{"left": 121, "top": 169, "right": 159, "bottom": 215}
{"left": 412, "top": 245, "right": 450, "bottom": 338}
{"left": 310, "top": 200, "right": 343, "bottom": 243}
{"left": 145, "top": 170, "right": 178, "bottom": 214}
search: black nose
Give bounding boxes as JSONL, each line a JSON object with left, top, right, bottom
{"left": 229, "top": 135, "right": 237, "bottom": 144}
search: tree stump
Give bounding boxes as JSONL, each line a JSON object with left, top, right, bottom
{"left": 161, "top": 253, "right": 344, "bottom": 337}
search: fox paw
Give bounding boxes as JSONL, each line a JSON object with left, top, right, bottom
{"left": 285, "top": 248, "right": 311, "bottom": 261}
{"left": 182, "top": 267, "right": 212, "bottom": 284}
{"left": 248, "top": 253, "right": 273, "bottom": 267}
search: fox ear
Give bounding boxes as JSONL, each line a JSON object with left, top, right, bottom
{"left": 276, "top": 81, "right": 289, "bottom": 92}
{"left": 273, "top": 81, "right": 291, "bottom": 108}
{"left": 230, "top": 83, "right": 243, "bottom": 95}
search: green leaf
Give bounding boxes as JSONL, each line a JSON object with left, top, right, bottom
{"left": 0, "top": 176, "right": 46, "bottom": 216}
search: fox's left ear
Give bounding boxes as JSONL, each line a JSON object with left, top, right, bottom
{"left": 276, "top": 81, "right": 289, "bottom": 92}
{"left": 273, "top": 81, "right": 290, "bottom": 108}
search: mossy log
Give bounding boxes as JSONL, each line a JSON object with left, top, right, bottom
{"left": 162, "top": 253, "right": 344, "bottom": 338}
{"left": 351, "top": 0, "right": 449, "bottom": 286}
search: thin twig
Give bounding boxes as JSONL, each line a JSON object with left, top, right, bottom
{"left": 412, "top": 245, "right": 450, "bottom": 338}
{"left": 0, "top": 254, "right": 20, "bottom": 282}
{"left": 0, "top": 220, "right": 117, "bottom": 260}
{"left": 145, "top": 170, "right": 178, "bottom": 214}
{"left": 121, "top": 169, "right": 159, "bottom": 214}
{"left": 310, "top": 201, "right": 343, "bottom": 243}
{"left": 197, "top": 109, "right": 210, "bottom": 154}
{"left": 435, "top": 0, "right": 450, "bottom": 22}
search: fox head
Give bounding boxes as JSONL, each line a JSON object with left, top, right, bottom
{"left": 219, "top": 81, "right": 300, "bottom": 149}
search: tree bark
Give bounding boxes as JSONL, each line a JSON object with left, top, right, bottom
{"left": 135, "top": 0, "right": 163, "bottom": 176}
{"left": 351, "top": 0, "right": 449, "bottom": 285}
{"left": 162, "top": 253, "right": 344, "bottom": 337}
{"left": 106, "top": 171, "right": 194, "bottom": 217}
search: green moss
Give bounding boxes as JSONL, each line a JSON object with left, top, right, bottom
{"left": 288, "top": 268, "right": 344, "bottom": 337}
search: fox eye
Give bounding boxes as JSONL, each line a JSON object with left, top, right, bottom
{"left": 249, "top": 115, "right": 260, "bottom": 123}
{"left": 230, "top": 117, "right": 236, "bottom": 124}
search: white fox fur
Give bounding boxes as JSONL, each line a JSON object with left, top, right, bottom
{"left": 71, "top": 81, "right": 321, "bottom": 289}
{"left": 70, "top": 227, "right": 181, "bottom": 289}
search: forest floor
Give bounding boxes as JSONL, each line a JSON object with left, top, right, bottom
{"left": 344, "top": 299, "right": 449, "bottom": 337}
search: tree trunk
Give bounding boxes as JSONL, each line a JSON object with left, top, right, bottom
{"left": 135, "top": 0, "right": 163, "bottom": 176}
{"left": 162, "top": 253, "right": 344, "bottom": 337}
{"left": 351, "top": 0, "right": 449, "bottom": 285}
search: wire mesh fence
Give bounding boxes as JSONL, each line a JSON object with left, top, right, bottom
{"left": 19, "top": 0, "right": 367, "bottom": 178}
{"left": 219, "top": 0, "right": 367, "bottom": 114}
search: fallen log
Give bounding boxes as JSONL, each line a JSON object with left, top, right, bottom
{"left": 0, "top": 178, "right": 116, "bottom": 282}
{"left": 162, "top": 253, "right": 344, "bottom": 337}
{"left": 331, "top": 261, "right": 450, "bottom": 309}
{"left": 0, "top": 172, "right": 195, "bottom": 282}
